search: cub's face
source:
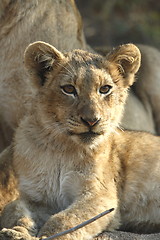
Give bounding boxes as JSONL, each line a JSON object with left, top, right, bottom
{"left": 24, "top": 42, "right": 141, "bottom": 144}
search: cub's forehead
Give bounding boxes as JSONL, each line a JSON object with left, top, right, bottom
{"left": 63, "top": 49, "right": 113, "bottom": 86}
{"left": 65, "top": 49, "right": 104, "bottom": 66}
{"left": 75, "top": 66, "right": 113, "bottom": 87}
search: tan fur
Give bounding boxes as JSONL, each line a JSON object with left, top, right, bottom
{"left": 1, "top": 42, "right": 160, "bottom": 240}
{"left": 0, "top": 146, "right": 18, "bottom": 216}
{"left": 0, "top": 0, "right": 87, "bottom": 215}
{"left": 96, "top": 44, "right": 160, "bottom": 135}
{"left": 0, "top": 0, "right": 86, "bottom": 152}
{"left": 0, "top": 1, "right": 160, "bottom": 239}
{"left": 1, "top": 0, "right": 160, "bottom": 154}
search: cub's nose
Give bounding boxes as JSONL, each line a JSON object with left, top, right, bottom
{"left": 81, "top": 117, "right": 100, "bottom": 127}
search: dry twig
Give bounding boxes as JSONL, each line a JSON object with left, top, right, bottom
{"left": 42, "top": 208, "right": 114, "bottom": 240}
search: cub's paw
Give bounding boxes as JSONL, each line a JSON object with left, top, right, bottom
{"left": 0, "top": 227, "right": 38, "bottom": 240}
{"left": 17, "top": 217, "right": 38, "bottom": 236}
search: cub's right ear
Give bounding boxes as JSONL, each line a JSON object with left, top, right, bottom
{"left": 24, "top": 41, "right": 64, "bottom": 87}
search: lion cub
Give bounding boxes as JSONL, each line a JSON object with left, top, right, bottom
{"left": 1, "top": 41, "right": 160, "bottom": 240}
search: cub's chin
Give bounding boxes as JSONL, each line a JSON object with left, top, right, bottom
{"left": 68, "top": 130, "right": 102, "bottom": 144}
{"left": 78, "top": 132, "right": 101, "bottom": 144}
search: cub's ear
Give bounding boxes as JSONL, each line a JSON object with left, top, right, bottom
{"left": 107, "top": 44, "right": 141, "bottom": 87}
{"left": 24, "top": 41, "right": 64, "bottom": 87}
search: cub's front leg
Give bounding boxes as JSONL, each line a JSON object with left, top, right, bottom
{"left": 39, "top": 186, "right": 120, "bottom": 240}
{"left": 1, "top": 199, "right": 39, "bottom": 239}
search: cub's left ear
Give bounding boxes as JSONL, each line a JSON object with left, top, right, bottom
{"left": 106, "top": 44, "right": 141, "bottom": 87}
{"left": 24, "top": 41, "right": 64, "bottom": 88}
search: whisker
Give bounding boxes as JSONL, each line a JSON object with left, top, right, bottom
{"left": 67, "top": 122, "right": 79, "bottom": 127}
{"left": 66, "top": 62, "right": 77, "bottom": 76}
{"left": 59, "top": 73, "right": 71, "bottom": 78}
{"left": 69, "top": 117, "right": 78, "bottom": 122}
{"left": 67, "top": 121, "right": 79, "bottom": 126}
{"left": 109, "top": 123, "right": 120, "bottom": 135}
{"left": 67, "top": 119, "right": 80, "bottom": 127}
{"left": 56, "top": 62, "right": 74, "bottom": 76}
{"left": 41, "top": 122, "right": 66, "bottom": 136}
{"left": 117, "top": 125, "right": 124, "bottom": 132}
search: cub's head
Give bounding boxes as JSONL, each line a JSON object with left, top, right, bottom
{"left": 24, "top": 41, "right": 141, "bottom": 145}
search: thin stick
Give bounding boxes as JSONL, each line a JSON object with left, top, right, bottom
{"left": 42, "top": 208, "right": 114, "bottom": 240}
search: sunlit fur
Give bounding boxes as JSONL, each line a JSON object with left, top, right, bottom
{"left": 3, "top": 42, "right": 160, "bottom": 239}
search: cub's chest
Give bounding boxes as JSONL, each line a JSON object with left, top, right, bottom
{"left": 18, "top": 152, "right": 85, "bottom": 212}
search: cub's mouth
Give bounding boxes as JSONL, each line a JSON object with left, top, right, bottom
{"left": 69, "top": 130, "right": 102, "bottom": 143}
{"left": 79, "top": 132, "right": 101, "bottom": 143}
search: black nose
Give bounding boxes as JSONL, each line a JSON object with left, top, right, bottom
{"left": 81, "top": 117, "right": 100, "bottom": 127}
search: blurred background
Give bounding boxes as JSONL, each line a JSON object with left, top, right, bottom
{"left": 76, "top": 0, "right": 160, "bottom": 49}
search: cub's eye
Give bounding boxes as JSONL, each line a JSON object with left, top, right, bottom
{"left": 99, "top": 85, "right": 112, "bottom": 95}
{"left": 61, "top": 85, "right": 77, "bottom": 96}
